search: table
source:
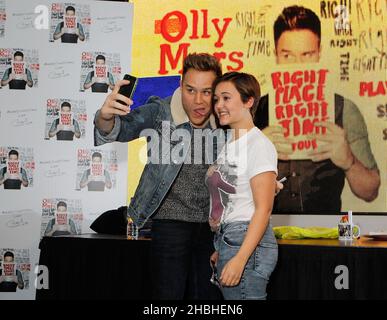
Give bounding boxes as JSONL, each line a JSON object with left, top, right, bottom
{"left": 267, "top": 238, "right": 387, "bottom": 299}
{"left": 36, "top": 234, "right": 387, "bottom": 300}
{"left": 36, "top": 234, "right": 152, "bottom": 300}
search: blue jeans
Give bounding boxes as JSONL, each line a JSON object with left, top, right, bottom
{"left": 214, "top": 221, "right": 278, "bottom": 300}
{"left": 151, "top": 219, "right": 222, "bottom": 300}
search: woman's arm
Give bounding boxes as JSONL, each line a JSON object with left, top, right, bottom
{"left": 219, "top": 171, "right": 276, "bottom": 287}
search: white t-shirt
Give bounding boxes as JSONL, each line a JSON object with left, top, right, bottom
{"left": 205, "top": 127, "right": 277, "bottom": 231}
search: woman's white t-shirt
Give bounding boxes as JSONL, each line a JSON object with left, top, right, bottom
{"left": 205, "top": 127, "right": 278, "bottom": 231}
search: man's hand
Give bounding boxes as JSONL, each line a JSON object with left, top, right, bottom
{"left": 0, "top": 275, "right": 5, "bottom": 283}
{"left": 99, "top": 79, "right": 133, "bottom": 120}
{"left": 308, "top": 121, "right": 354, "bottom": 170}
{"left": 9, "top": 73, "right": 15, "bottom": 81}
{"left": 262, "top": 126, "right": 294, "bottom": 160}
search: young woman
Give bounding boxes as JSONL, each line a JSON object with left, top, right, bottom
{"left": 206, "top": 72, "right": 278, "bottom": 300}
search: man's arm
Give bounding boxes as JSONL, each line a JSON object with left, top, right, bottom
{"left": 344, "top": 157, "right": 380, "bottom": 201}
{"left": 69, "top": 219, "right": 77, "bottom": 234}
{"left": 16, "top": 270, "right": 24, "bottom": 290}
{"left": 53, "top": 22, "right": 64, "bottom": 40}
{"left": 83, "top": 72, "right": 94, "bottom": 90}
{"left": 44, "top": 219, "right": 55, "bottom": 236}
{"left": 0, "top": 167, "right": 6, "bottom": 185}
{"left": 104, "top": 170, "right": 112, "bottom": 189}
{"left": 1, "top": 68, "right": 13, "bottom": 86}
{"left": 94, "top": 79, "right": 159, "bottom": 146}
{"left": 20, "top": 168, "right": 28, "bottom": 187}
{"left": 73, "top": 119, "right": 81, "bottom": 138}
{"left": 108, "top": 72, "right": 115, "bottom": 90}
{"left": 26, "top": 69, "right": 33, "bottom": 87}
{"left": 77, "top": 23, "right": 85, "bottom": 41}
{"left": 48, "top": 119, "right": 59, "bottom": 138}
{"left": 310, "top": 118, "right": 380, "bottom": 202}
{"left": 79, "top": 170, "right": 89, "bottom": 189}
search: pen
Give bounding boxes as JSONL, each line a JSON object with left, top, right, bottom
{"left": 278, "top": 177, "right": 287, "bottom": 183}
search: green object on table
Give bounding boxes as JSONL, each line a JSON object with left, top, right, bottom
{"left": 273, "top": 226, "right": 339, "bottom": 239}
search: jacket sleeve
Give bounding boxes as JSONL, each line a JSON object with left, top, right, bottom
{"left": 94, "top": 96, "right": 162, "bottom": 146}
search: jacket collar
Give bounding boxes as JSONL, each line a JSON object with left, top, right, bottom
{"left": 170, "top": 87, "right": 217, "bottom": 129}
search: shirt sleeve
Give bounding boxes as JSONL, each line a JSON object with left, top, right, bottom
{"left": 0, "top": 167, "right": 5, "bottom": 179}
{"left": 104, "top": 169, "right": 112, "bottom": 185}
{"left": 93, "top": 96, "right": 160, "bottom": 146}
{"left": 108, "top": 72, "right": 115, "bottom": 86}
{"left": 94, "top": 110, "right": 122, "bottom": 145}
{"left": 343, "top": 97, "right": 378, "bottom": 170}
{"left": 16, "top": 270, "right": 24, "bottom": 289}
{"left": 73, "top": 119, "right": 81, "bottom": 135}
{"left": 77, "top": 23, "right": 85, "bottom": 38}
{"left": 2, "top": 68, "right": 10, "bottom": 81}
{"left": 21, "top": 168, "right": 28, "bottom": 185}
{"left": 44, "top": 219, "right": 54, "bottom": 235}
{"left": 26, "top": 69, "right": 33, "bottom": 82}
{"left": 80, "top": 169, "right": 89, "bottom": 187}
{"left": 246, "top": 136, "right": 278, "bottom": 180}
{"left": 54, "top": 22, "right": 62, "bottom": 35}
{"left": 84, "top": 71, "right": 92, "bottom": 85}
{"left": 69, "top": 219, "right": 77, "bottom": 234}
{"left": 49, "top": 119, "right": 58, "bottom": 135}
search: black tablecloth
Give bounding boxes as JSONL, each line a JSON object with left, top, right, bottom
{"left": 36, "top": 234, "right": 387, "bottom": 300}
{"left": 36, "top": 234, "right": 152, "bottom": 300}
{"left": 267, "top": 243, "right": 387, "bottom": 299}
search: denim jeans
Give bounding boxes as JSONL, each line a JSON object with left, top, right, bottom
{"left": 214, "top": 221, "right": 278, "bottom": 300}
{"left": 151, "top": 219, "right": 222, "bottom": 300}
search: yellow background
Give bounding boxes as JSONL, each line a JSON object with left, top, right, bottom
{"left": 128, "top": 0, "right": 386, "bottom": 213}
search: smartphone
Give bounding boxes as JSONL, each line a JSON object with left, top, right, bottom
{"left": 117, "top": 74, "right": 137, "bottom": 105}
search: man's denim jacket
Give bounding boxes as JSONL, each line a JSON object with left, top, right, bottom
{"left": 94, "top": 88, "right": 224, "bottom": 228}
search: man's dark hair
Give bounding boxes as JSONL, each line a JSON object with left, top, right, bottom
{"left": 212, "top": 72, "right": 261, "bottom": 119}
{"left": 8, "top": 150, "right": 19, "bottom": 158}
{"left": 95, "top": 55, "right": 106, "bottom": 62}
{"left": 65, "top": 6, "right": 76, "bottom": 13}
{"left": 13, "top": 51, "right": 24, "bottom": 59}
{"left": 3, "top": 251, "right": 14, "bottom": 259}
{"left": 92, "top": 152, "right": 102, "bottom": 160}
{"left": 61, "top": 102, "right": 71, "bottom": 110}
{"left": 274, "top": 5, "right": 321, "bottom": 47}
{"left": 182, "top": 53, "right": 222, "bottom": 79}
{"left": 57, "top": 201, "right": 67, "bottom": 209}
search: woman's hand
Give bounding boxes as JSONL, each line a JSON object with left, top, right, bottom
{"left": 219, "top": 255, "right": 246, "bottom": 287}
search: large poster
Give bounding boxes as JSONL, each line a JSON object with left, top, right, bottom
{"left": 131, "top": 0, "right": 386, "bottom": 214}
{"left": 0, "top": 0, "right": 134, "bottom": 300}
